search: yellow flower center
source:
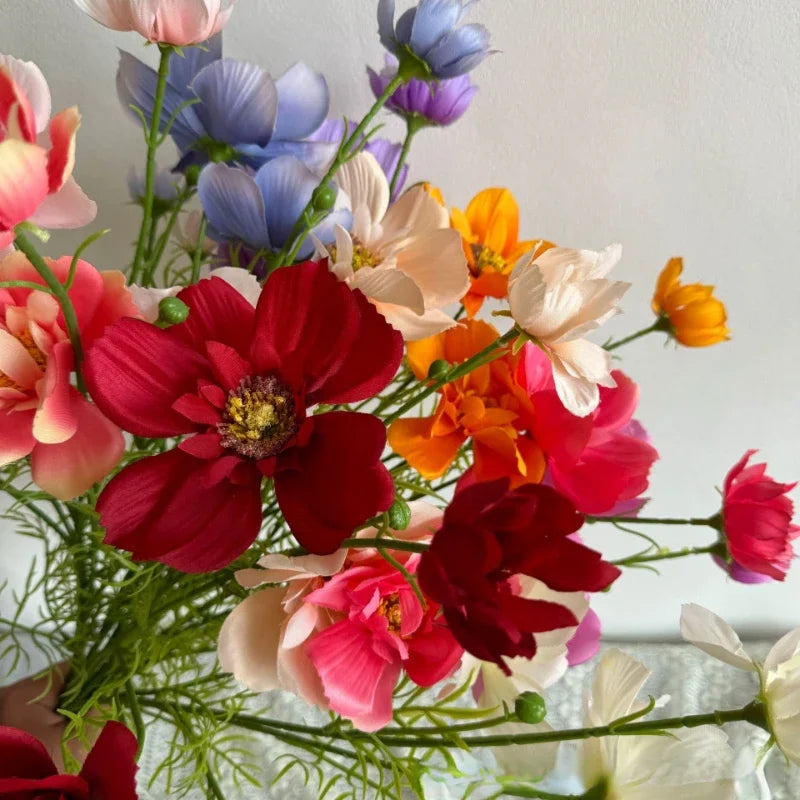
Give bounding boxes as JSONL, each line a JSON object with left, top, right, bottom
{"left": 470, "top": 243, "right": 507, "bottom": 277}
{"left": 0, "top": 329, "right": 46, "bottom": 391}
{"left": 218, "top": 375, "right": 298, "bottom": 460}
{"left": 377, "top": 592, "right": 402, "bottom": 633}
{"left": 329, "top": 241, "right": 381, "bottom": 272}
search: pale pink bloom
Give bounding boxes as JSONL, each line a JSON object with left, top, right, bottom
{"left": 682, "top": 604, "right": 800, "bottom": 766}
{"left": 319, "top": 152, "right": 469, "bottom": 340}
{"left": 508, "top": 244, "right": 630, "bottom": 417}
{"left": 129, "top": 266, "right": 261, "bottom": 322}
{"left": 580, "top": 647, "right": 736, "bottom": 798}
{"left": 566, "top": 607, "right": 602, "bottom": 667}
{"left": 73, "top": 0, "right": 236, "bottom": 46}
{"left": 218, "top": 502, "right": 462, "bottom": 731}
{"left": 173, "top": 210, "right": 215, "bottom": 255}
{"left": 0, "top": 57, "right": 96, "bottom": 249}
{"left": 0, "top": 251, "right": 137, "bottom": 498}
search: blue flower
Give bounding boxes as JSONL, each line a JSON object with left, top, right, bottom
{"left": 127, "top": 166, "right": 183, "bottom": 206}
{"left": 197, "top": 156, "right": 352, "bottom": 262}
{"left": 116, "top": 36, "right": 336, "bottom": 172}
{"left": 377, "top": 0, "right": 490, "bottom": 79}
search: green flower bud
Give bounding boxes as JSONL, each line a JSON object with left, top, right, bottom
{"left": 427, "top": 359, "right": 450, "bottom": 381}
{"left": 312, "top": 183, "right": 337, "bottom": 211}
{"left": 157, "top": 296, "right": 190, "bottom": 326}
{"left": 514, "top": 691, "right": 547, "bottom": 724}
{"left": 387, "top": 498, "right": 412, "bottom": 531}
{"left": 183, "top": 163, "right": 203, "bottom": 187}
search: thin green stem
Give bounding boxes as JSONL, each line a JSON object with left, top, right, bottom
{"left": 130, "top": 45, "right": 173, "bottom": 284}
{"left": 604, "top": 317, "right": 670, "bottom": 351}
{"left": 384, "top": 329, "right": 518, "bottom": 425}
{"left": 586, "top": 514, "right": 720, "bottom": 527}
{"left": 13, "top": 231, "right": 87, "bottom": 394}
{"left": 0, "top": 280, "right": 53, "bottom": 292}
{"left": 189, "top": 215, "right": 208, "bottom": 284}
{"left": 389, "top": 116, "right": 424, "bottom": 197}
{"left": 125, "top": 679, "right": 147, "bottom": 758}
{"left": 142, "top": 190, "right": 194, "bottom": 285}
{"left": 284, "top": 537, "right": 429, "bottom": 557}
{"left": 272, "top": 74, "right": 406, "bottom": 271}
{"left": 613, "top": 543, "right": 724, "bottom": 567}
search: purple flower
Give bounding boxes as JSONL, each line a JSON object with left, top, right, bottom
{"left": 368, "top": 55, "right": 476, "bottom": 126}
{"left": 378, "top": 0, "right": 490, "bottom": 79}
{"left": 309, "top": 118, "right": 409, "bottom": 201}
{"left": 116, "top": 35, "right": 336, "bottom": 172}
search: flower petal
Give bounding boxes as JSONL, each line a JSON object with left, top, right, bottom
{"left": 29, "top": 176, "right": 97, "bottom": 231}
{"left": 0, "top": 140, "right": 48, "bottom": 229}
{"left": 0, "top": 55, "right": 51, "bottom": 134}
{"left": 274, "top": 62, "right": 330, "bottom": 141}
{"left": 680, "top": 604, "right": 756, "bottom": 671}
{"left": 46, "top": 107, "right": 80, "bottom": 193}
{"left": 0, "top": 725, "right": 57, "bottom": 779}
{"left": 351, "top": 265, "right": 425, "bottom": 316}
{"left": 0, "top": 408, "right": 36, "bottom": 467}
{"left": 78, "top": 721, "right": 138, "bottom": 800}
{"left": 334, "top": 152, "right": 389, "bottom": 231}
{"left": 33, "top": 340, "right": 77, "bottom": 445}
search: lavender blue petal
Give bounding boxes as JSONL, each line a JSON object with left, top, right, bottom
{"left": 409, "top": 0, "right": 463, "bottom": 56}
{"left": 168, "top": 33, "right": 222, "bottom": 93}
{"left": 424, "top": 23, "right": 490, "bottom": 78}
{"left": 192, "top": 59, "right": 277, "bottom": 147}
{"left": 197, "top": 163, "right": 271, "bottom": 249}
{"left": 273, "top": 63, "right": 330, "bottom": 141}
{"left": 377, "top": 0, "right": 397, "bottom": 49}
{"left": 238, "top": 139, "right": 337, "bottom": 174}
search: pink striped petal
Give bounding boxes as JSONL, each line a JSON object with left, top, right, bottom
{"left": 31, "top": 395, "right": 124, "bottom": 499}
{"left": 0, "top": 68, "right": 37, "bottom": 142}
{"left": 46, "top": 107, "right": 80, "bottom": 193}
{"left": 0, "top": 139, "right": 49, "bottom": 229}
{"left": 0, "top": 328, "right": 42, "bottom": 388}
{"left": 0, "top": 56, "right": 51, "bottom": 134}
{"left": 30, "top": 176, "right": 97, "bottom": 231}
{"left": 33, "top": 340, "right": 77, "bottom": 444}
{"left": 0, "top": 407, "right": 36, "bottom": 466}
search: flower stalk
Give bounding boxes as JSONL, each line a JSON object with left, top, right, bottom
{"left": 389, "top": 114, "right": 426, "bottom": 197}
{"left": 604, "top": 317, "right": 671, "bottom": 351}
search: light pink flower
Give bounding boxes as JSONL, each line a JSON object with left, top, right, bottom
{"left": 218, "top": 502, "right": 463, "bottom": 730}
{"left": 0, "top": 57, "right": 96, "bottom": 249}
{"left": 319, "top": 152, "right": 469, "bottom": 340}
{"left": 0, "top": 251, "right": 137, "bottom": 498}
{"left": 73, "top": 0, "right": 236, "bottom": 46}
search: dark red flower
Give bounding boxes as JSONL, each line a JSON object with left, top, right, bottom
{"left": 85, "top": 261, "right": 403, "bottom": 571}
{"left": 720, "top": 450, "right": 799, "bottom": 581}
{"left": 0, "top": 721, "right": 138, "bottom": 799}
{"left": 417, "top": 479, "right": 620, "bottom": 673}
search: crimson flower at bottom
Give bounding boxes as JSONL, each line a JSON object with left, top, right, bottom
{"left": 418, "top": 480, "right": 621, "bottom": 673}
{"left": 0, "top": 721, "right": 137, "bottom": 799}
{"left": 85, "top": 261, "right": 403, "bottom": 571}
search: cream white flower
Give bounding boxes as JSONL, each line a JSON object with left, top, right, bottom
{"left": 508, "top": 245, "right": 630, "bottom": 417}
{"left": 319, "top": 152, "right": 469, "bottom": 340}
{"left": 580, "top": 648, "right": 736, "bottom": 799}
{"left": 681, "top": 603, "right": 800, "bottom": 765}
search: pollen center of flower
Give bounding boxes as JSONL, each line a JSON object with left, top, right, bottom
{"left": 377, "top": 592, "right": 402, "bottom": 633}
{"left": 0, "top": 330, "right": 46, "bottom": 391}
{"left": 329, "top": 241, "right": 381, "bottom": 271}
{"left": 470, "top": 243, "right": 507, "bottom": 276}
{"left": 218, "top": 375, "right": 298, "bottom": 460}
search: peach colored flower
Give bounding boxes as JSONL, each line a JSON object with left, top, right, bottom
{"left": 0, "top": 252, "right": 137, "bottom": 498}
{"left": 320, "top": 152, "right": 469, "bottom": 340}
{"left": 73, "top": 0, "right": 236, "bottom": 46}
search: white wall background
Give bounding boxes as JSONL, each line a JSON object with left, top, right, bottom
{"left": 0, "top": 0, "right": 798, "bottom": 639}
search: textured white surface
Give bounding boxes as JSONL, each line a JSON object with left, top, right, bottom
{"left": 0, "top": 0, "right": 798, "bottom": 638}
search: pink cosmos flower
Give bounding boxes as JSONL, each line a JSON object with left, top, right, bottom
{"left": 719, "top": 450, "right": 799, "bottom": 581}
{"left": 0, "top": 56, "right": 96, "bottom": 249}
{"left": 218, "top": 503, "right": 463, "bottom": 731}
{"left": 518, "top": 343, "right": 658, "bottom": 514}
{"left": 73, "top": 0, "right": 236, "bottom": 46}
{"left": 0, "top": 252, "right": 136, "bottom": 498}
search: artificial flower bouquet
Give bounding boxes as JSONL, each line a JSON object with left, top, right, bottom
{"left": 0, "top": 1, "right": 797, "bottom": 798}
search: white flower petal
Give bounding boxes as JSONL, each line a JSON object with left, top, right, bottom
{"left": 680, "top": 604, "right": 756, "bottom": 672}
{"left": 210, "top": 266, "right": 261, "bottom": 306}
{"left": 587, "top": 649, "right": 651, "bottom": 727}
{"left": 764, "top": 626, "right": 800, "bottom": 678}
{"left": 334, "top": 151, "right": 389, "bottom": 231}
{"left": 351, "top": 264, "right": 426, "bottom": 315}
{"left": 282, "top": 602, "right": 319, "bottom": 650}
{"left": 382, "top": 184, "right": 448, "bottom": 239}
{"left": 376, "top": 304, "right": 459, "bottom": 341}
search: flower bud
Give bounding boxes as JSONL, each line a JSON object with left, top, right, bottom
{"left": 514, "top": 691, "right": 547, "bottom": 724}
{"left": 427, "top": 359, "right": 450, "bottom": 381}
{"left": 157, "top": 296, "right": 190, "bottom": 326}
{"left": 312, "top": 183, "right": 337, "bottom": 211}
{"left": 387, "top": 498, "right": 412, "bottom": 531}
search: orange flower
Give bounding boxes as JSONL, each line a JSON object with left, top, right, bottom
{"left": 388, "top": 319, "right": 545, "bottom": 485}
{"left": 450, "top": 188, "right": 552, "bottom": 317}
{"left": 652, "top": 258, "right": 729, "bottom": 347}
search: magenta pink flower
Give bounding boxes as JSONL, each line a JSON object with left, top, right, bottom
{"left": 73, "top": 0, "right": 236, "bottom": 45}
{"left": 0, "top": 57, "right": 96, "bottom": 249}
{"left": 720, "top": 450, "right": 799, "bottom": 581}
{"left": 0, "top": 252, "right": 136, "bottom": 498}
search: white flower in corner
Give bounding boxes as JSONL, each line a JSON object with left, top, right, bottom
{"left": 508, "top": 245, "right": 630, "bottom": 417}
{"left": 681, "top": 603, "right": 800, "bottom": 766}
{"left": 318, "top": 151, "right": 470, "bottom": 340}
{"left": 580, "top": 648, "right": 736, "bottom": 799}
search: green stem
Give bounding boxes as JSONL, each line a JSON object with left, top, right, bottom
{"left": 142, "top": 190, "right": 194, "bottom": 285}
{"left": 0, "top": 280, "right": 53, "bottom": 292}
{"left": 13, "top": 231, "right": 87, "bottom": 394}
{"left": 605, "top": 317, "right": 670, "bottom": 351}
{"left": 272, "top": 74, "right": 406, "bottom": 271}
{"left": 389, "top": 116, "right": 424, "bottom": 197}
{"left": 384, "top": 329, "right": 518, "bottom": 425}
{"left": 125, "top": 679, "right": 146, "bottom": 758}
{"left": 613, "top": 543, "right": 724, "bottom": 567}
{"left": 586, "top": 514, "right": 720, "bottom": 527}
{"left": 189, "top": 215, "right": 208, "bottom": 284}
{"left": 130, "top": 45, "right": 173, "bottom": 284}
{"left": 285, "top": 537, "right": 429, "bottom": 557}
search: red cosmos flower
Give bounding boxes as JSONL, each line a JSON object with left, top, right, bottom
{"left": 85, "top": 260, "right": 403, "bottom": 571}
{"left": 417, "top": 479, "right": 620, "bottom": 673}
{"left": 0, "top": 721, "right": 138, "bottom": 799}
{"left": 720, "top": 450, "right": 799, "bottom": 581}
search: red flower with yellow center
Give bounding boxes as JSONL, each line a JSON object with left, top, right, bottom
{"left": 450, "top": 188, "right": 552, "bottom": 317}
{"left": 388, "top": 319, "right": 546, "bottom": 485}
{"left": 85, "top": 260, "right": 403, "bottom": 572}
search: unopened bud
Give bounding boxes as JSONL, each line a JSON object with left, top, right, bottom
{"left": 387, "top": 498, "right": 412, "bottom": 531}
{"left": 514, "top": 691, "right": 547, "bottom": 724}
{"left": 157, "top": 296, "right": 189, "bottom": 326}
{"left": 427, "top": 359, "right": 450, "bottom": 381}
{"left": 312, "top": 183, "right": 337, "bottom": 211}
